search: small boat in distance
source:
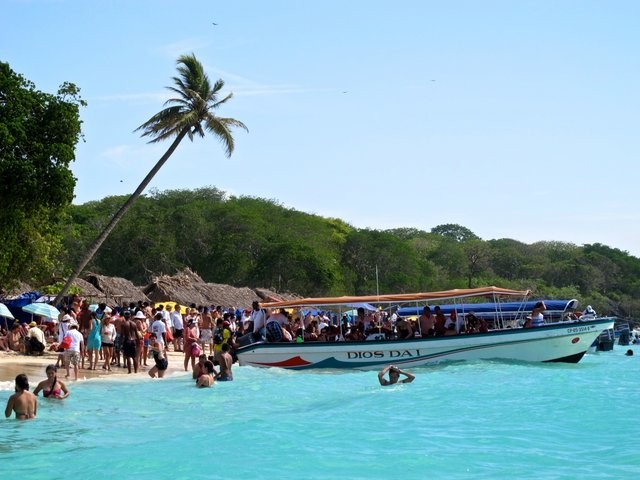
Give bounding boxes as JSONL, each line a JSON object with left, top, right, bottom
{"left": 236, "top": 286, "right": 615, "bottom": 370}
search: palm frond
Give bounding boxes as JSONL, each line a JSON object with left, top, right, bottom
{"left": 136, "top": 53, "right": 246, "bottom": 150}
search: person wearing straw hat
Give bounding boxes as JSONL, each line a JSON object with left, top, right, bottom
{"left": 26, "top": 321, "right": 46, "bottom": 355}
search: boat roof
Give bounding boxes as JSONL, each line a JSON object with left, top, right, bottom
{"left": 262, "top": 286, "right": 530, "bottom": 309}
{"left": 397, "top": 299, "right": 579, "bottom": 317}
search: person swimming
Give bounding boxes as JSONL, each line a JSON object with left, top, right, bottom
{"left": 33, "top": 365, "right": 70, "bottom": 399}
{"left": 5, "top": 374, "right": 37, "bottom": 419}
{"left": 378, "top": 365, "right": 416, "bottom": 386}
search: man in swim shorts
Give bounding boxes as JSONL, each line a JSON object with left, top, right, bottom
{"left": 121, "top": 314, "right": 139, "bottom": 374}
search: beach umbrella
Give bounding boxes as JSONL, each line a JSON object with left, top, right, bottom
{"left": 22, "top": 302, "right": 60, "bottom": 319}
{"left": 0, "top": 302, "right": 15, "bottom": 319}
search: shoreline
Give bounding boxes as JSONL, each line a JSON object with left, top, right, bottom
{"left": 0, "top": 349, "right": 191, "bottom": 384}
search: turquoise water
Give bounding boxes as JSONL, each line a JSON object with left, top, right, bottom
{"left": 1, "top": 345, "right": 639, "bottom": 480}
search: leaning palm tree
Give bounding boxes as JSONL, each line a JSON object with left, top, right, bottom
{"left": 54, "top": 53, "right": 247, "bottom": 303}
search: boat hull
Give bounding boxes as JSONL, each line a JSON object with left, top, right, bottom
{"left": 236, "top": 318, "right": 615, "bottom": 370}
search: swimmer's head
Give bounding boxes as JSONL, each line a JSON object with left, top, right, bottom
{"left": 15, "top": 374, "right": 29, "bottom": 391}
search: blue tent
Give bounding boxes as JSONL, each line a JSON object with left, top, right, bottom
{"left": 0, "top": 291, "right": 42, "bottom": 326}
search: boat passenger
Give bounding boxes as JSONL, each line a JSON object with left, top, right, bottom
{"left": 478, "top": 318, "right": 489, "bottom": 333}
{"left": 466, "top": 312, "right": 480, "bottom": 333}
{"left": 378, "top": 365, "right": 415, "bottom": 386}
{"left": 433, "top": 306, "right": 447, "bottom": 336}
{"left": 281, "top": 324, "right": 293, "bottom": 342}
{"left": 529, "top": 302, "right": 546, "bottom": 328}
{"left": 304, "top": 323, "right": 318, "bottom": 341}
{"left": 418, "top": 306, "right": 435, "bottom": 337}
{"left": 250, "top": 301, "right": 267, "bottom": 339}
{"left": 395, "top": 317, "right": 413, "bottom": 339}
{"left": 355, "top": 308, "right": 367, "bottom": 336}
{"left": 444, "top": 323, "right": 457, "bottom": 336}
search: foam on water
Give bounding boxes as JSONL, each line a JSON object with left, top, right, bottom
{"left": 1, "top": 346, "right": 639, "bottom": 479}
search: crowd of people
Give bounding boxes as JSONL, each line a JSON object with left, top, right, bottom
{"left": 1, "top": 296, "right": 551, "bottom": 367}
{"left": 5, "top": 296, "right": 557, "bottom": 420}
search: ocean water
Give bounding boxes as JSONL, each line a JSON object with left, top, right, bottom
{"left": 1, "top": 345, "right": 638, "bottom": 480}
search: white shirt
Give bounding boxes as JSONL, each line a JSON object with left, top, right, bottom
{"left": 151, "top": 319, "right": 167, "bottom": 345}
{"left": 28, "top": 326, "right": 46, "bottom": 345}
{"left": 170, "top": 311, "right": 184, "bottom": 330}
{"left": 101, "top": 323, "right": 116, "bottom": 343}
{"left": 67, "top": 329, "right": 84, "bottom": 352}
{"left": 268, "top": 312, "right": 288, "bottom": 326}
{"left": 251, "top": 308, "right": 267, "bottom": 333}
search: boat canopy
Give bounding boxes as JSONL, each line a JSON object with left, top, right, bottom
{"left": 397, "top": 299, "right": 579, "bottom": 318}
{"left": 262, "top": 286, "right": 530, "bottom": 309}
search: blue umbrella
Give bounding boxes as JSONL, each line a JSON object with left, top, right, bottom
{"left": 0, "top": 302, "right": 15, "bottom": 319}
{"left": 22, "top": 302, "right": 60, "bottom": 319}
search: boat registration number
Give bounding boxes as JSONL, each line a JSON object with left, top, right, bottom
{"left": 566, "top": 326, "right": 593, "bottom": 334}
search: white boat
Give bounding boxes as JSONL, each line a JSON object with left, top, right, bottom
{"left": 236, "top": 286, "right": 615, "bottom": 370}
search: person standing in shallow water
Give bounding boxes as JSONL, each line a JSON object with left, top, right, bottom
{"left": 196, "top": 360, "right": 216, "bottom": 388}
{"left": 5, "top": 374, "right": 37, "bottom": 419}
{"left": 148, "top": 335, "right": 168, "bottom": 378}
{"left": 34, "top": 365, "right": 69, "bottom": 399}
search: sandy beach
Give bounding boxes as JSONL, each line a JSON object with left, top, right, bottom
{"left": 0, "top": 349, "right": 189, "bottom": 383}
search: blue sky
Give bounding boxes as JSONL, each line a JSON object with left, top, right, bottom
{"left": 3, "top": 0, "right": 639, "bottom": 257}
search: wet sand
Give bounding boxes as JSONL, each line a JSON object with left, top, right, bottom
{"left": 0, "top": 349, "right": 190, "bottom": 383}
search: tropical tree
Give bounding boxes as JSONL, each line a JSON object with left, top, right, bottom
{"left": 54, "top": 53, "right": 247, "bottom": 302}
{"left": 0, "top": 62, "right": 85, "bottom": 289}
{"left": 431, "top": 223, "right": 480, "bottom": 243}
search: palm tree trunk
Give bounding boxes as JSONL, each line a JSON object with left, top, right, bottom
{"left": 54, "top": 127, "right": 190, "bottom": 304}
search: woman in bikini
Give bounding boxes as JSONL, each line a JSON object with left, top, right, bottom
{"left": 5, "top": 374, "right": 37, "bottom": 419}
{"left": 33, "top": 365, "right": 69, "bottom": 399}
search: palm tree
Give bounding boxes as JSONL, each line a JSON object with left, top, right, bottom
{"left": 54, "top": 53, "right": 247, "bottom": 303}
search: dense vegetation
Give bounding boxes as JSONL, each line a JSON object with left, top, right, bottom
{"left": 2, "top": 62, "right": 638, "bottom": 321}
{"left": 61, "top": 187, "right": 640, "bottom": 320}
{"left": 0, "top": 61, "right": 85, "bottom": 287}
{"left": 55, "top": 54, "right": 246, "bottom": 302}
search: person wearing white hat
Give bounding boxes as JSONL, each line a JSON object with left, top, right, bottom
{"left": 64, "top": 321, "right": 84, "bottom": 381}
